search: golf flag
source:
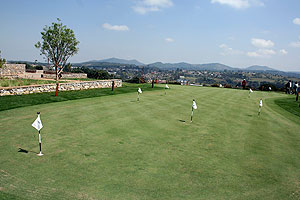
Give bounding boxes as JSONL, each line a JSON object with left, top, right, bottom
{"left": 258, "top": 99, "right": 263, "bottom": 116}
{"left": 165, "top": 84, "right": 169, "bottom": 89}
{"left": 192, "top": 100, "right": 197, "bottom": 109}
{"left": 138, "top": 87, "right": 142, "bottom": 94}
{"left": 32, "top": 113, "right": 43, "bottom": 131}
{"left": 32, "top": 112, "right": 43, "bottom": 156}
{"left": 250, "top": 89, "right": 253, "bottom": 93}
{"left": 259, "top": 99, "right": 263, "bottom": 107}
{"left": 191, "top": 99, "right": 197, "bottom": 122}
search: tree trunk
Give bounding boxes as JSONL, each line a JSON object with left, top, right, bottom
{"left": 55, "top": 68, "right": 59, "bottom": 96}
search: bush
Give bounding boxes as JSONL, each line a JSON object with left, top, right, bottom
{"left": 70, "top": 67, "right": 112, "bottom": 79}
{"left": 259, "top": 83, "right": 277, "bottom": 91}
{"left": 211, "top": 83, "right": 220, "bottom": 87}
{"left": 35, "top": 65, "right": 44, "bottom": 70}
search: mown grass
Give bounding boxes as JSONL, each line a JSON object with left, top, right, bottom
{"left": 0, "top": 85, "right": 300, "bottom": 199}
{"left": 0, "top": 78, "right": 57, "bottom": 87}
{"left": 273, "top": 95, "right": 300, "bottom": 117}
{"left": 0, "top": 83, "right": 161, "bottom": 111}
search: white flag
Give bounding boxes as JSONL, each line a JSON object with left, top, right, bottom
{"left": 192, "top": 100, "right": 197, "bottom": 109}
{"left": 165, "top": 84, "right": 169, "bottom": 89}
{"left": 32, "top": 114, "right": 43, "bottom": 131}
{"left": 138, "top": 88, "right": 142, "bottom": 94}
{"left": 259, "top": 99, "right": 263, "bottom": 107}
{"left": 249, "top": 89, "right": 253, "bottom": 93}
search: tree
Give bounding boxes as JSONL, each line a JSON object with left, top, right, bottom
{"left": 0, "top": 50, "right": 6, "bottom": 68}
{"left": 35, "top": 18, "right": 79, "bottom": 96}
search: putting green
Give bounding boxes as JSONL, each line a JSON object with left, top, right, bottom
{"left": 1, "top": 85, "right": 300, "bottom": 199}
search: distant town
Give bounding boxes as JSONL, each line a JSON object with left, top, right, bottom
{"left": 8, "top": 58, "right": 300, "bottom": 91}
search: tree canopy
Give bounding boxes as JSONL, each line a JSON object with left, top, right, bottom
{"left": 0, "top": 50, "right": 6, "bottom": 68}
{"left": 35, "top": 18, "right": 79, "bottom": 95}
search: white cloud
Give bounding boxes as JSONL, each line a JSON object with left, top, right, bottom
{"left": 251, "top": 38, "right": 274, "bottom": 48}
{"left": 219, "top": 44, "right": 228, "bottom": 49}
{"left": 247, "top": 51, "right": 260, "bottom": 57}
{"left": 247, "top": 49, "right": 276, "bottom": 58}
{"left": 258, "top": 49, "right": 276, "bottom": 55}
{"left": 102, "top": 23, "right": 129, "bottom": 31}
{"left": 290, "top": 41, "right": 300, "bottom": 48}
{"left": 219, "top": 43, "right": 243, "bottom": 55}
{"left": 143, "top": 0, "right": 173, "bottom": 7}
{"left": 165, "top": 38, "right": 174, "bottom": 43}
{"left": 293, "top": 18, "right": 300, "bottom": 25}
{"left": 133, "top": 0, "right": 173, "bottom": 14}
{"left": 279, "top": 49, "right": 288, "bottom": 55}
{"left": 211, "top": 0, "right": 264, "bottom": 9}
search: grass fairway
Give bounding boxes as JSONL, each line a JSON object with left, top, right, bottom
{"left": 1, "top": 85, "right": 300, "bottom": 199}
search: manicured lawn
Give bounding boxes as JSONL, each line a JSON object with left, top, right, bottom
{"left": 0, "top": 78, "right": 57, "bottom": 87}
{"left": 273, "top": 95, "right": 300, "bottom": 117}
{"left": 0, "top": 83, "right": 161, "bottom": 111}
{"left": 1, "top": 85, "right": 300, "bottom": 199}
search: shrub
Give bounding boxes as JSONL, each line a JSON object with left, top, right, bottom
{"left": 259, "top": 83, "right": 277, "bottom": 91}
{"left": 211, "top": 83, "right": 220, "bottom": 87}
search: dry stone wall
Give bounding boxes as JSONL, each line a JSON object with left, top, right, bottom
{"left": 0, "top": 64, "right": 26, "bottom": 78}
{"left": 43, "top": 73, "right": 87, "bottom": 79}
{"left": 0, "top": 79, "right": 122, "bottom": 96}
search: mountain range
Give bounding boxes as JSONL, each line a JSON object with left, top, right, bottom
{"left": 76, "top": 58, "right": 280, "bottom": 72}
{"left": 84, "top": 58, "right": 145, "bottom": 66}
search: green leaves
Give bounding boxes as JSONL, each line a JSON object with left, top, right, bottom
{"left": 0, "top": 50, "right": 6, "bottom": 68}
{"left": 35, "top": 19, "right": 79, "bottom": 73}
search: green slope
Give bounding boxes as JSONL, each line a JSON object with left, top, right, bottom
{"left": 0, "top": 85, "right": 300, "bottom": 199}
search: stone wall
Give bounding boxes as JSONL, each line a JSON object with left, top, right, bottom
{"left": 43, "top": 73, "right": 87, "bottom": 79}
{"left": 0, "top": 79, "right": 122, "bottom": 96}
{"left": 0, "top": 64, "right": 87, "bottom": 79}
{"left": 0, "top": 64, "right": 26, "bottom": 78}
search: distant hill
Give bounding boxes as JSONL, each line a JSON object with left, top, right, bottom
{"left": 194, "top": 63, "right": 236, "bottom": 71}
{"left": 147, "top": 62, "right": 193, "bottom": 69}
{"left": 8, "top": 58, "right": 300, "bottom": 78}
{"left": 244, "top": 65, "right": 278, "bottom": 71}
{"left": 147, "top": 62, "right": 236, "bottom": 71}
{"left": 86, "top": 58, "right": 145, "bottom": 66}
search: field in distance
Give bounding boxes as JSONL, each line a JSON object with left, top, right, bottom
{"left": 0, "top": 85, "right": 300, "bottom": 200}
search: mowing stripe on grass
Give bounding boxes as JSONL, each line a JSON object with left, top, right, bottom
{"left": 0, "top": 83, "right": 163, "bottom": 111}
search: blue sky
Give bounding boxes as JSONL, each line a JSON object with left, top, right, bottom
{"left": 0, "top": 0, "right": 300, "bottom": 71}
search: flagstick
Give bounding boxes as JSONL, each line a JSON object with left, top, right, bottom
{"left": 137, "top": 92, "right": 139, "bottom": 102}
{"left": 191, "top": 107, "right": 194, "bottom": 123}
{"left": 165, "top": 88, "right": 166, "bottom": 95}
{"left": 38, "top": 130, "right": 43, "bottom": 156}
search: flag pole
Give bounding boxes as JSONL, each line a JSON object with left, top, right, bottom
{"left": 191, "top": 106, "right": 194, "bottom": 122}
{"left": 137, "top": 92, "right": 139, "bottom": 102}
{"left": 38, "top": 130, "right": 43, "bottom": 156}
{"left": 37, "top": 112, "right": 43, "bottom": 156}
